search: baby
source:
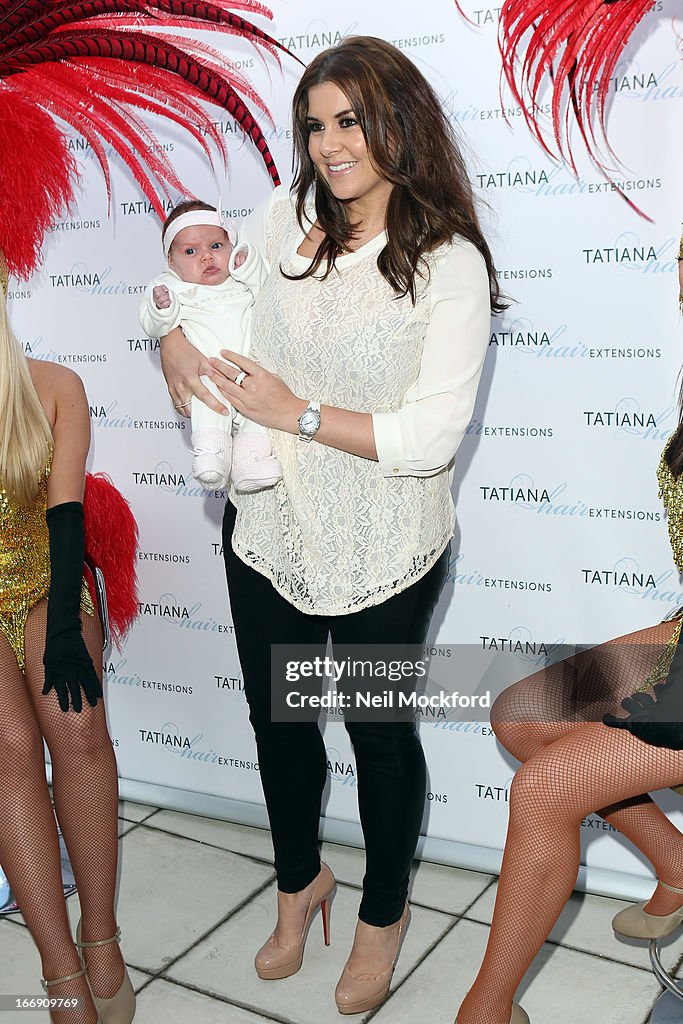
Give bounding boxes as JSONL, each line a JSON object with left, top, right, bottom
{"left": 139, "top": 200, "right": 282, "bottom": 491}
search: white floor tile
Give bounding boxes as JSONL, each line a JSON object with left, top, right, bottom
{"left": 466, "top": 882, "right": 683, "bottom": 973}
{"left": 373, "top": 917, "right": 661, "bottom": 1024}
{"left": 0, "top": 918, "right": 42, "bottom": 1003}
{"left": 167, "top": 881, "right": 454, "bottom": 1024}
{"left": 135, "top": 979, "right": 275, "bottom": 1023}
{"left": 147, "top": 811, "right": 275, "bottom": 862}
{"left": 118, "top": 800, "right": 158, "bottom": 823}
{"left": 111, "top": 827, "right": 273, "bottom": 973}
{"left": 408, "top": 861, "right": 494, "bottom": 916}
{"left": 128, "top": 967, "right": 152, "bottom": 992}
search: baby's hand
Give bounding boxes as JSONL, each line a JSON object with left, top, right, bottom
{"left": 153, "top": 285, "right": 171, "bottom": 309}
{"left": 233, "top": 246, "right": 248, "bottom": 270}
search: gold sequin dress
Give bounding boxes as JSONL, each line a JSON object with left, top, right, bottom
{"left": 633, "top": 444, "right": 683, "bottom": 691}
{"left": 0, "top": 457, "right": 93, "bottom": 670}
{"left": 659, "top": 442, "right": 683, "bottom": 577}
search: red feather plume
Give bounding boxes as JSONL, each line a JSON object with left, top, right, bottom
{"left": 496, "top": 0, "right": 653, "bottom": 213}
{"left": 83, "top": 473, "right": 139, "bottom": 649}
{"left": 0, "top": 89, "right": 77, "bottom": 280}
{"left": 0, "top": 0, "right": 302, "bottom": 278}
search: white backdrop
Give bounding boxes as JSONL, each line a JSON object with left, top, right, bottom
{"left": 11, "top": 0, "right": 683, "bottom": 898}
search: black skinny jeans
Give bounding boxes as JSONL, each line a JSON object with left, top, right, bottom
{"left": 223, "top": 502, "right": 448, "bottom": 927}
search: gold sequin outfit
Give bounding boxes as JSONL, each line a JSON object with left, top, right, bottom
{"left": 633, "top": 444, "right": 683, "bottom": 691}
{"left": 0, "top": 459, "right": 93, "bottom": 670}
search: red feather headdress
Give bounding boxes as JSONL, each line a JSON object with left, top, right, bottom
{"left": 0, "top": 0, "right": 300, "bottom": 279}
{"left": 0, "top": 0, "right": 300, "bottom": 637}
{"left": 495, "top": 0, "right": 654, "bottom": 213}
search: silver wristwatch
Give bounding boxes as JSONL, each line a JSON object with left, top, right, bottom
{"left": 297, "top": 401, "right": 321, "bottom": 442}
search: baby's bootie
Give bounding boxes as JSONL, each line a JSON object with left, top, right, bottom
{"left": 191, "top": 427, "right": 232, "bottom": 489}
{"left": 231, "top": 433, "right": 282, "bottom": 493}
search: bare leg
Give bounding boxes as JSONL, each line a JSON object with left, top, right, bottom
{"left": 23, "top": 601, "right": 124, "bottom": 1002}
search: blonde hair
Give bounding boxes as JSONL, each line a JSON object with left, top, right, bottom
{"left": 0, "top": 292, "right": 53, "bottom": 505}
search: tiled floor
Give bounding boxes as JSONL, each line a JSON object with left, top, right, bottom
{"left": 1, "top": 801, "right": 681, "bottom": 1023}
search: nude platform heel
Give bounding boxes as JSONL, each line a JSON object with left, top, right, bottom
{"left": 255, "top": 862, "right": 336, "bottom": 980}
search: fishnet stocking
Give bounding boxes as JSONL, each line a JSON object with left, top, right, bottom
{"left": 0, "top": 599, "right": 122, "bottom": 1022}
{"left": 457, "top": 620, "right": 683, "bottom": 1024}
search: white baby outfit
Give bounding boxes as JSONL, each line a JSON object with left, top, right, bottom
{"left": 139, "top": 243, "right": 281, "bottom": 491}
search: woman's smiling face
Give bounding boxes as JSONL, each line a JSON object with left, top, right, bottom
{"left": 305, "top": 81, "right": 392, "bottom": 209}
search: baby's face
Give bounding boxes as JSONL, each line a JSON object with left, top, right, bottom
{"left": 168, "top": 224, "right": 232, "bottom": 285}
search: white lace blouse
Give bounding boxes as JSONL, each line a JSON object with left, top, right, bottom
{"left": 231, "top": 186, "right": 491, "bottom": 615}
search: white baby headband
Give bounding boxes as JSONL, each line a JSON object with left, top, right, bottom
{"left": 163, "top": 209, "right": 237, "bottom": 257}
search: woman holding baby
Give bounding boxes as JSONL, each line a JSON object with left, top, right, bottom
{"left": 159, "top": 34, "right": 499, "bottom": 1013}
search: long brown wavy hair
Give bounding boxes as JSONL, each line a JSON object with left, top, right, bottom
{"left": 287, "top": 35, "right": 505, "bottom": 311}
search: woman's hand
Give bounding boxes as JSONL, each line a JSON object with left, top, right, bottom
{"left": 160, "top": 327, "right": 229, "bottom": 417}
{"left": 208, "top": 349, "right": 378, "bottom": 459}
{"left": 208, "top": 350, "right": 305, "bottom": 432}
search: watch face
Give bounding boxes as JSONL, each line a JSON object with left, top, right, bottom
{"left": 299, "top": 409, "right": 321, "bottom": 435}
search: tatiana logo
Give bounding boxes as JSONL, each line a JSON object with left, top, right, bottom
{"left": 215, "top": 674, "right": 244, "bottom": 692}
{"left": 137, "top": 595, "right": 190, "bottom": 620}
{"left": 476, "top": 156, "right": 550, "bottom": 191}
{"left": 119, "top": 198, "right": 174, "bottom": 216}
{"left": 45, "top": 260, "right": 146, "bottom": 296}
{"left": 479, "top": 628, "right": 558, "bottom": 663}
{"left": 136, "top": 592, "right": 233, "bottom": 634}
{"left": 326, "top": 746, "right": 357, "bottom": 787}
{"left": 583, "top": 398, "right": 673, "bottom": 440}
{"left": 606, "top": 56, "right": 683, "bottom": 103}
{"left": 475, "top": 780, "right": 513, "bottom": 801}
{"left": 479, "top": 475, "right": 551, "bottom": 504}
{"left": 582, "top": 231, "right": 678, "bottom": 276}
{"left": 132, "top": 462, "right": 186, "bottom": 488}
{"left": 605, "top": 59, "right": 658, "bottom": 94}
{"left": 128, "top": 338, "right": 160, "bottom": 353}
{"left": 88, "top": 399, "right": 109, "bottom": 419}
{"left": 489, "top": 318, "right": 565, "bottom": 350}
{"left": 581, "top": 558, "right": 658, "bottom": 592}
{"left": 461, "top": 5, "right": 502, "bottom": 26}
{"left": 582, "top": 243, "right": 657, "bottom": 265}
{"left": 135, "top": 593, "right": 233, "bottom": 630}
{"left": 138, "top": 722, "right": 192, "bottom": 749}
{"left": 277, "top": 25, "right": 347, "bottom": 51}
{"left": 49, "top": 261, "right": 102, "bottom": 289}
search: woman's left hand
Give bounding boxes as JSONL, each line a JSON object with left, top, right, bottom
{"left": 208, "top": 350, "right": 304, "bottom": 433}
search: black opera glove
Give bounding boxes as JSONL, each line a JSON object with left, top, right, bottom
{"left": 42, "top": 501, "right": 103, "bottom": 713}
{"left": 603, "top": 647, "right": 683, "bottom": 749}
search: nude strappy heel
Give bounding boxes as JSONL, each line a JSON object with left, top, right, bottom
{"left": 41, "top": 965, "right": 101, "bottom": 1023}
{"left": 76, "top": 921, "right": 135, "bottom": 1024}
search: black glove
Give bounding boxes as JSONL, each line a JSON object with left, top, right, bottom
{"left": 603, "top": 643, "right": 683, "bottom": 749}
{"left": 42, "top": 501, "right": 103, "bottom": 713}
